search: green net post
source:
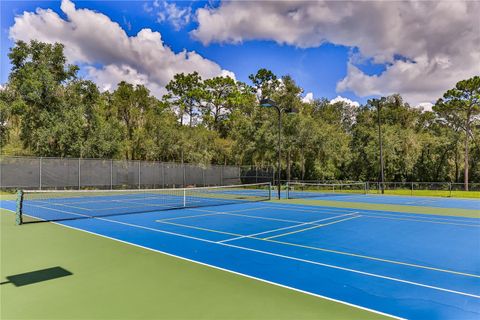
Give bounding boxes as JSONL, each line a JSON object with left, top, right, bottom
{"left": 16, "top": 190, "right": 24, "bottom": 225}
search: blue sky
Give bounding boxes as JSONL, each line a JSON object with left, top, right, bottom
{"left": 1, "top": 1, "right": 478, "bottom": 107}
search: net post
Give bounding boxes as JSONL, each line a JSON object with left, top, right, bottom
{"left": 269, "top": 182, "right": 272, "bottom": 200}
{"left": 183, "top": 188, "right": 186, "bottom": 207}
{"left": 448, "top": 182, "right": 452, "bottom": 197}
{"left": 15, "top": 190, "right": 23, "bottom": 225}
{"left": 286, "top": 182, "right": 289, "bottom": 199}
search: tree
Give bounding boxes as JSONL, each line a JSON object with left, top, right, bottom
{"left": 164, "top": 72, "right": 204, "bottom": 127}
{"left": 203, "top": 76, "right": 241, "bottom": 134}
{"left": 111, "top": 82, "right": 159, "bottom": 160}
{"left": 434, "top": 76, "right": 480, "bottom": 190}
{"left": 7, "top": 40, "right": 83, "bottom": 156}
{"left": 248, "top": 68, "right": 280, "bottom": 100}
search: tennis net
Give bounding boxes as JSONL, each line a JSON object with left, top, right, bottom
{"left": 286, "top": 182, "right": 367, "bottom": 199}
{"left": 16, "top": 183, "right": 271, "bottom": 224}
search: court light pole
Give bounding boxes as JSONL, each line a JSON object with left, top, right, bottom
{"left": 373, "top": 99, "right": 385, "bottom": 194}
{"left": 260, "top": 98, "right": 297, "bottom": 199}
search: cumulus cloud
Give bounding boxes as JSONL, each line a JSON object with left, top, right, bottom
{"left": 9, "top": 0, "right": 233, "bottom": 97}
{"left": 330, "top": 96, "right": 360, "bottom": 108}
{"left": 302, "top": 92, "right": 314, "bottom": 103}
{"left": 192, "top": 1, "right": 480, "bottom": 105}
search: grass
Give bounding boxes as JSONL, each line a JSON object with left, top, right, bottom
{"left": 367, "top": 189, "right": 480, "bottom": 198}
{"left": 0, "top": 209, "right": 388, "bottom": 320}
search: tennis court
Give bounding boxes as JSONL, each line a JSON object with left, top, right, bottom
{"left": 286, "top": 182, "right": 480, "bottom": 209}
{"left": 2, "top": 183, "right": 479, "bottom": 319}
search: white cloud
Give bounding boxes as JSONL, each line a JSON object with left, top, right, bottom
{"left": 192, "top": 1, "right": 480, "bottom": 105}
{"left": 416, "top": 102, "right": 434, "bottom": 112}
{"left": 330, "top": 96, "right": 360, "bottom": 108}
{"left": 302, "top": 92, "right": 314, "bottom": 103}
{"left": 156, "top": 1, "right": 192, "bottom": 31}
{"left": 9, "top": 0, "right": 233, "bottom": 97}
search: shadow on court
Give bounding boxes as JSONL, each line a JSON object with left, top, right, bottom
{"left": 0, "top": 266, "right": 73, "bottom": 287}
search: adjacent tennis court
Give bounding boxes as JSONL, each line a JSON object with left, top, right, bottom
{"left": 2, "top": 183, "right": 479, "bottom": 319}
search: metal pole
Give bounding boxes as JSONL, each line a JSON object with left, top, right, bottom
{"left": 138, "top": 161, "right": 141, "bottom": 189}
{"left": 376, "top": 101, "right": 385, "bottom": 194}
{"left": 277, "top": 107, "right": 282, "bottom": 200}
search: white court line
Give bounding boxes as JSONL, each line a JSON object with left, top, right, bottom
{"left": 28, "top": 199, "right": 94, "bottom": 211}
{"left": 182, "top": 206, "right": 343, "bottom": 225}
{"left": 154, "top": 216, "right": 480, "bottom": 279}
{"left": 4, "top": 209, "right": 401, "bottom": 319}
{"left": 218, "top": 213, "right": 356, "bottom": 244}
{"left": 261, "top": 204, "right": 480, "bottom": 227}
{"left": 16, "top": 203, "right": 480, "bottom": 279}
{"left": 60, "top": 214, "right": 480, "bottom": 299}
{"left": 5, "top": 206, "right": 479, "bottom": 303}
{"left": 264, "top": 215, "right": 362, "bottom": 240}
{"left": 158, "top": 210, "right": 320, "bottom": 225}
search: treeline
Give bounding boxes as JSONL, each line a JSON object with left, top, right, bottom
{"left": 1, "top": 40, "right": 479, "bottom": 184}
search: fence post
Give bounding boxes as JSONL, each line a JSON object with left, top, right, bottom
{"left": 78, "top": 158, "right": 81, "bottom": 190}
{"left": 138, "top": 161, "right": 141, "bottom": 189}
{"left": 162, "top": 162, "right": 165, "bottom": 188}
{"left": 39, "top": 157, "right": 42, "bottom": 190}
{"left": 220, "top": 166, "right": 224, "bottom": 185}
{"left": 183, "top": 163, "right": 186, "bottom": 188}
{"left": 110, "top": 159, "right": 113, "bottom": 190}
{"left": 202, "top": 167, "right": 206, "bottom": 187}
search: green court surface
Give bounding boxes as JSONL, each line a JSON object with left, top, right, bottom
{"left": 0, "top": 210, "right": 388, "bottom": 320}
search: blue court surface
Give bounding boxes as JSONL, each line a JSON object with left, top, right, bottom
{"left": 1, "top": 195, "right": 480, "bottom": 319}
{"left": 291, "top": 193, "right": 480, "bottom": 210}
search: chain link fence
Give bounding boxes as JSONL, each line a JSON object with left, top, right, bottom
{"left": 240, "top": 166, "right": 275, "bottom": 184}
{"left": 0, "top": 156, "right": 251, "bottom": 190}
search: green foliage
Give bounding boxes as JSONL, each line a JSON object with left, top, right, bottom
{"left": 2, "top": 40, "right": 479, "bottom": 184}
{"left": 165, "top": 72, "right": 205, "bottom": 127}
